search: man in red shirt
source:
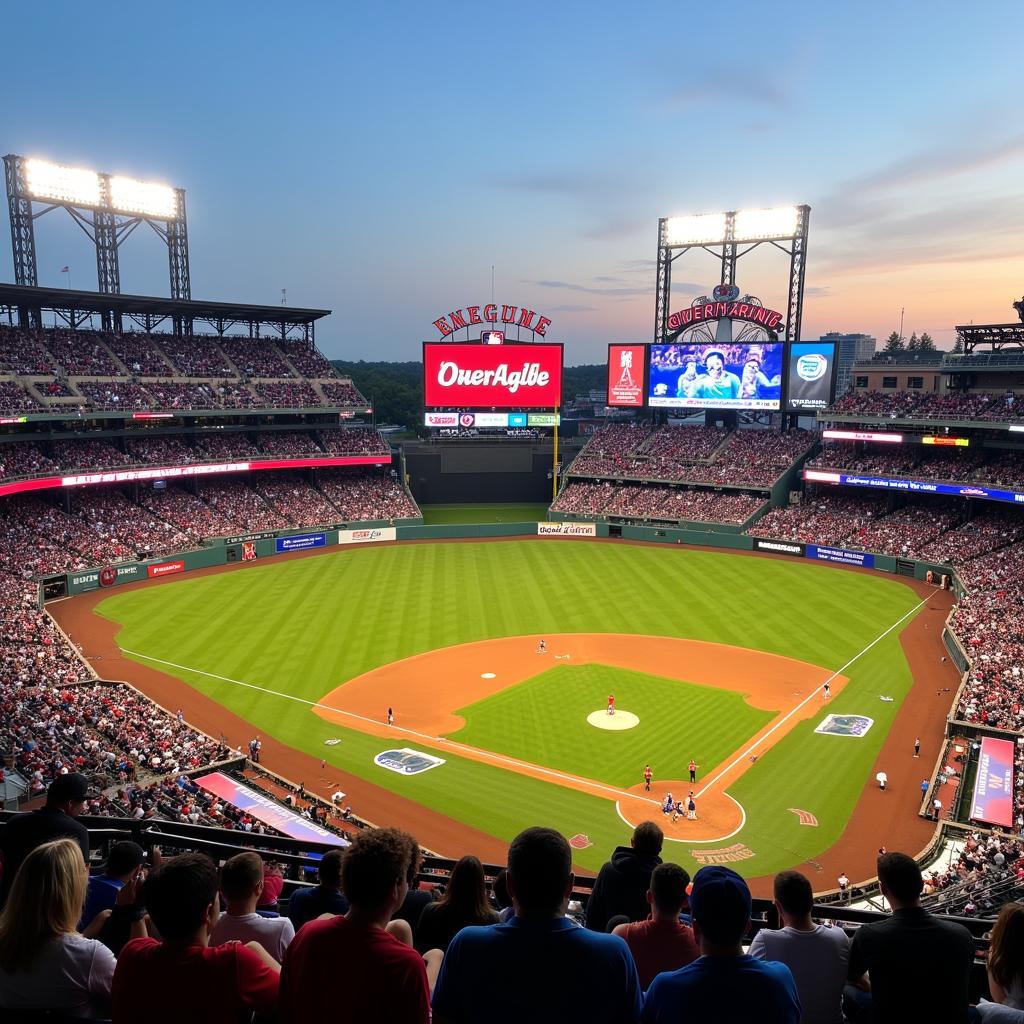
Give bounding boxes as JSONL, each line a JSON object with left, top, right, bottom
{"left": 280, "top": 827, "right": 439, "bottom": 1023}
{"left": 112, "top": 853, "right": 279, "bottom": 1023}
{"left": 614, "top": 863, "right": 698, "bottom": 989}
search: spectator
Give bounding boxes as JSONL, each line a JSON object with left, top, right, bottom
{"left": 586, "top": 821, "right": 664, "bottom": 931}
{"left": 0, "top": 838, "right": 116, "bottom": 1019}
{"left": 112, "top": 852, "right": 280, "bottom": 1023}
{"left": 0, "top": 771, "right": 91, "bottom": 907}
{"left": 432, "top": 826, "right": 642, "bottom": 1024}
{"left": 280, "top": 827, "right": 438, "bottom": 1024}
{"left": 748, "top": 869, "right": 849, "bottom": 1024}
{"left": 80, "top": 840, "right": 146, "bottom": 930}
{"left": 979, "top": 902, "right": 1024, "bottom": 1021}
{"left": 286, "top": 848, "right": 350, "bottom": 932}
{"left": 642, "top": 865, "right": 800, "bottom": 1024}
{"left": 416, "top": 855, "right": 498, "bottom": 954}
{"left": 209, "top": 851, "right": 295, "bottom": 962}
{"left": 846, "top": 852, "right": 974, "bottom": 1024}
{"left": 612, "top": 862, "right": 698, "bottom": 990}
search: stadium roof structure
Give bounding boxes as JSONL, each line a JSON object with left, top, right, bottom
{"left": 953, "top": 322, "right": 1024, "bottom": 354}
{"left": 0, "top": 283, "right": 330, "bottom": 341}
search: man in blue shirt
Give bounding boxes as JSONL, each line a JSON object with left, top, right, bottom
{"left": 287, "top": 848, "right": 350, "bottom": 931}
{"left": 642, "top": 865, "right": 800, "bottom": 1024}
{"left": 432, "top": 827, "right": 642, "bottom": 1024}
{"left": 81, "top": 840, "right": 146, "bottom": 929}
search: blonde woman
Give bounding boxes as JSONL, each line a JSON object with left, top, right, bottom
{"left": 0, "top": 838, "right": 116, "bottom": 1018}
{"left": 979, "top": 903, "right": 1024, "bottom": 1022}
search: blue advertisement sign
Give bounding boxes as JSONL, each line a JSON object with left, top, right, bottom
{"left": 805, "top": 544, "right": 875, "bottom": 568}
{"left": 276, "top": 532, "right": 326, "bottom": 552}
{"left": 805, "top": 470, "right": 1024, "bottom": 507}
{"left": 508, "top": 412, "right": 528, "bottom": 427}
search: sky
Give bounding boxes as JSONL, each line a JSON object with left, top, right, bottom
{"left": 2, "top": 0, "right": 1023, "bottom": 363}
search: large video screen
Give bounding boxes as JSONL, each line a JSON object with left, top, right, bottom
{"left": 648, "top": 342, "right": 783, "bottom": 410}
{"left": 423, "top": 342, "right": 563, "bottom": 409}
{"left": 786, "top": 341, "right": 837, "bottom": 412}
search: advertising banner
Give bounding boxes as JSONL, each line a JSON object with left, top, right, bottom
{"left": 786, "top": 341, "right": 837, "bottom": 412}
{"left": 822, "top": 429, "right": 904, "bottom": 443}
{"left": 752, "top": 538, "right": 806, "bottom": 556}
{"left": 607, "top": 344, "right": 646, "bottom": 407}
{"left": 195, "top": 772, "right": 348, "bottom": 846}
{"left": 537, "top": 521, "right": 597, "bottom": 537}
{"left": 805, "top": 544, "right": 875, "bottom": 568}
{"left": 276, "top": 532, "right": 326, "bottom": 552}
{"left": 425, "top": 412, "right": 459, "bottom": 427}
{"left": 473, "top": 412, "right": 510, "bottom": 427}
{"left": 69, "top": 563, "right": 144, "bottom": 592}
{"left": 147, "top": 560, "right": 184, "bottom": 578}
{"left": 509, "top": 412, "right": 528, "bottom": 427}
{"left": 527, "top": 413, "right": 560, "bottom": 426}
{"left": 222, "top": 531, "right": 277, "bottom": 545}
{"left": 423, "top": 342, "right": 563, "bottom": 409}
{"left": 338, "top": 527, "right": 397, "bottom": 545}
{"left": 648, "top": 342, "right": 784, "bottom": 410}
{"left": 804, "top": 469, "right": 1024, "bottom": 507}
{"left": 971, "top": 737, "right": 1015, "bottom": 828}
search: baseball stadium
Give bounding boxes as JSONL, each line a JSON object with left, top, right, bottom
{"left": 3, "top": 99, "right": 1024, "bottom": 1024}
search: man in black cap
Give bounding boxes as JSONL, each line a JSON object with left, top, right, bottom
{"left": 0, "top": 771, "right": 91, "bottom": 906}
{"left": 642, "top": 865, "right": 800, "bottom": 1023}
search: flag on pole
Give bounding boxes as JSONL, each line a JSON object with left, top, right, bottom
{"left": 60, "top": 266, "right": 70, "bottom": 273}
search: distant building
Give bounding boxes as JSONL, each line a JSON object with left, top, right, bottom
{"left": 821, "top": 332, "right": 876, "bottom": 396}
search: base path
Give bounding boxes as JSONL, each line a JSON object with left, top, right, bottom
{"left": 314, "top": 633, "right": 846, "bottom": 843}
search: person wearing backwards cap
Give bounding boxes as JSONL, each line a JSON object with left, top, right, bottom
{"left": 0, "top": 772, "right": 92, "bottom": 908}
{"left": 641, "top": 865, "right": 800, "bottom": 1024}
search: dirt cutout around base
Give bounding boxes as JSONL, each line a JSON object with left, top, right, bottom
{"left": 314, "top": 633, "right": 846, "bottom": 842}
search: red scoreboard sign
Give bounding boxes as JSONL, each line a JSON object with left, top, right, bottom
{"left": 423, "top": 343, "right": 563, "bottom": 409}
{"left": 606, "top": 344, "right": 646, "bottom": 407}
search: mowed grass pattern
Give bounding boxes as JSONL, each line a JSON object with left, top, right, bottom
{"left": 451, "top": 664, "right": 773, "bottom": 788}
{"left": 95, "top": 540, "right": 922, "bottom": 874}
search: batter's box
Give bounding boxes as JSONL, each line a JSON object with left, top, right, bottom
{"left": 815, "top": 714, "right": 874, "bottom": 738}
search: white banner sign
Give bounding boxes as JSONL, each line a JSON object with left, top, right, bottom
{"left": 338, "top": 527, "right": 397, "bottom": 545}
{"left": 425, "top": 412, "right": 459, "bottom": 427}
{"left": 537, "top": 521, "right": 597, "bottom": 537}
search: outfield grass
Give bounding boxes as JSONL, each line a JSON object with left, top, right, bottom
{"left": 451, "top": 664, "right": 773, "bottom": 788}
{"left": 420, "top": 503, "right": 550, "bottom": 524}
{"left": 95, "top": 540, "right": 922, "bottom": 874}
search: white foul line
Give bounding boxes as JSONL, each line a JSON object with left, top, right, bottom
{"left": 120, "top": 648, "right": 664, "bottom": 807}
{"left": 694, "top": 594, "right": 931, "bottom": 801}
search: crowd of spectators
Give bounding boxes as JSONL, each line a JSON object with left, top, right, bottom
{"left": 197, "top": 480, "right": 289, "bottom": 531}
{"left": 0, "top": 441, "right": 58, "bottom": 480}
{"left": 50, "top": 438, "right": 132, "bottom": 471}
{"left": 319, "top": 427, "right": 390, "bottom": 455}
{"left": 0, "top": 327, "right": 56, "bottom": 374}
{"left": 317, "top": 469, "right": 419, "bottom": 520}
{"left": 192, "top": 433, "right": 261, "bottom": 461}
{"left": 74, "top": 381, "right": 152, "bottom": 411}
{"left": 256, "top": 430, "right": 321, "bottom": 456}
{"left": 124, "top": 435, "right": 197, "bottom": 465}
{"left": 553, "top": 481, "right": 766, "bottom": 524}
{"left": 569, "top": 425, "right": 813, "bottom": 489}
{"left": 102, "top": 332, "right": 173, "bottom": 376}
{"left": 280, "top": 342, "right": 338, "bottom": 378}
{"left": 319, "top": 379, "right": 369, "bottom": 405}
{"left": 255, "top": 473, "right": 340, "bottom": 525}
{"left": 42, "top": 331, "right": 122, "bottom": 376}
{"left": 825, "top": 387, "right": 1022, "bottom": 423}
{"left": 218, "top": 338, "right": 296, "bottom": 378}
{"left": 251, "top": 381, "right": 323, "bottom": 407}
{"left": 0, "top": 378, "right": 44, "bottom": 413}
{"left": 137, "top": 487, "right": 239, "bottom": 540}
{"left": 71, "top": 489, "right": 195, "bottom": 559}
{"left": 157, "top": 335, "right": 238, "bottom": 378}
{"left": 747, "top": 493, "right": 890, "bottom": 547}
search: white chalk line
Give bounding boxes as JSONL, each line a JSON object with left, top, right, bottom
{"left": 120, "top": 648, "right": 664, "bottom": 808}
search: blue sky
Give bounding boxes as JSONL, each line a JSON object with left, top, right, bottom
{"left": 3, "top": 1, "right": 1023, "bottom": 362}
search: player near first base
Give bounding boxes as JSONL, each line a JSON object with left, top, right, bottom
{"left": 607, "top": 694, "right": 615, "bottom": 716}
{"left": 643, "top": 764, "right": 652, "bottom": 792}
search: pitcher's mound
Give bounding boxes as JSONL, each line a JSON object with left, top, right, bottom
{"left": 587, "top": 710, "right": 639, "bottom": 731}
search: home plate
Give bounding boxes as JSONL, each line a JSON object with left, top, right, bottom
{"left": 481, "top": 672, "right": 496, "bottom": 679}
{"left": 587, "top": 710, "right": 639, "bottom": 731}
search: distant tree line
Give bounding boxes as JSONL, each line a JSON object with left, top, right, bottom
{"left": 882, "top": 331, "right": 938, "bottom": 354}
{"left": 332, "top": 360, "right": 607, "bottom": 433}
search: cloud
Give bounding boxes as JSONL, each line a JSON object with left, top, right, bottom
{"left": 527, "top": 278, "right": 650, "bottom": 298}
{"left": 490, "top": 171, "right": 630, "bottom": 199}
{"left": 670, "top": 68, "right": 792, "bottom": 110}
{"left": 547, "top": 304, "right": 597, "bottom": 313}
{"left": 804, "top": 286, "right": 831, "bottom": 297}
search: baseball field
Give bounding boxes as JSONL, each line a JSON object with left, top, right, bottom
{"left": 56, "top": 537, "right": 958, "bottom": 889}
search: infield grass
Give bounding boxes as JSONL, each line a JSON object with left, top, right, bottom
{"left": 95, "top": 539, "right": 923, "bottom": 874}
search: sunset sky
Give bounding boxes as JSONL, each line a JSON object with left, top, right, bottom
{"left": 3, "top": 1, "right": 1022, "bottom": 362}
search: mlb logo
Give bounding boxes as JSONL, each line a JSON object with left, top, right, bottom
{"left": 460, "top": 413, "right": 475, "bottom": 427}
{"left": 481, "top": 330, "right": 505, "bottom": 345}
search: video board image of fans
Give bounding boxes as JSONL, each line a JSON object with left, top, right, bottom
{"left": 647, "top": 342, "right": 784, "bottom": 410}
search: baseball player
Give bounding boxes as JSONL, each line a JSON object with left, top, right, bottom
{"left": 688, "top": 759, "right": 698, "bottom": 784}
{"left": 823, "top": 681, "right": 831, "bottom": 699}
{"left": 607, "top": 694, "right": 615, "bottom": 716}
{"left": 687, "top": 792, "right": 697, "bottom": 820}
{"left": 643, "top": 764, "right": 652, "bottom": 792}
{"left": 387, "top": 706, "right": 394, "bottom": 726}
{"left": 537, "top": 639, "right": 547, "bottom": 654}
{"left": 661, "top": 793, "right": 674, "bottom": 815}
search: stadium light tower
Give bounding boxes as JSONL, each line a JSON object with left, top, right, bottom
{"left": 4, "top": 154, "right": 191, "bottom": 302}
{"left": 655, "top": 204, "right": 810, "bottom": 344}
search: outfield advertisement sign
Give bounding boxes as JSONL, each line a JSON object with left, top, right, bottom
{"left": 373, "top": 749, "right": 446, "bottom": 775}
{"left": 752, "top": 538, "right": 806, "bottom": 556}
{"left": 338, "top": 527, "right": 397, "bottom": 545}
{"left": 195, "top": 772, "right": 349, "bottom": 846}
{"left": 805, "top": 469, "right": 1024, "bottom": 507}
{"left": 537, "top": 522, "right": 597, "bottom": 537}
{"left": 971, "top": 737, "right": 1015, "bottom": 829}
{"left": 69, "top": 563, "right": 143, "bottom": 592}
{"left": 805, "top": 545, "right": 874, "bottom": 568}
{"left": 276, "top": 532, "right": 326, "bottom": 553}
{"left": 147, "top": 560, "right": 184, "bottom": 578}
